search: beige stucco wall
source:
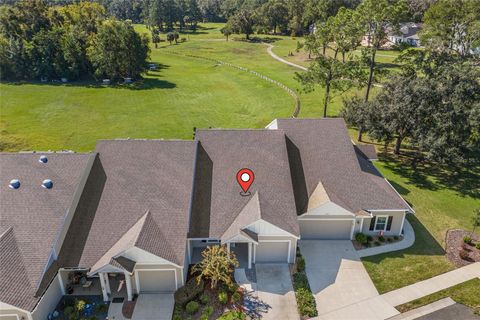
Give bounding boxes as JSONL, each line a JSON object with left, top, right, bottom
{"left": 361, "top": 211, "right": 406, "bottom": 236}
{"left": 31, "top": 274, "right": 63, "bottom": 320}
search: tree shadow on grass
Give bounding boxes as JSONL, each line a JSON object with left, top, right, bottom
{"left": 0, "top": 76, "right": 176, "bottom": 90}
{"left": 379, "top": 154, "right": 479, "bottom": 199}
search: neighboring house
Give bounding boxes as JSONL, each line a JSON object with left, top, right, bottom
{"left": 361, "top": 22, "right": 422, "bottom": 48}
{"left": 387, "top": 22, "right": 422, "bottom": 47}
{"left": 0, "top": 118, "right": 413, "bottom": 320}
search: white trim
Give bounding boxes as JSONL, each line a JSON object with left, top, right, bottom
{"left": 135, "top": 268, "right": 178, "bottom": 292}
{"left": 349, "top": 220, "right": 355, "bottom": 240}
{"left": 253, "top": 244, "right": 256, "bottom": 263}
{"left": 257, "top": 239, "right": 291, "bottom": 263}
{"left": 248, "top": 243, "right": 252, "bottom": 269}
{"left": 187, "top": 241, "right": 191, "bottom": 265}
{"left": 124, "top": 271, "right": 133, "bottom": 301}
{"left": 180, "top": 267, "right": 185, "bottom": 286}
{"left": 104, "top": 273, "right": 111, "bottom": 295}
{"left": 399, "top": 212, "right": 406, "bottom": 235}
{"left": 223, "top": 233, "right": 257, "bottom": 244}
{"left": 368, "top": 209, "right": 409, "bottom": 212}
{"left": 131, "top": 260, "right": 183, "bottom": 269}
{"left": 89, "top": 264, "right": 124, "bottom": 276}
{"left": 359, "top": 218, "right": 364, "bottom": 233}
{"left": 374, "top": 215, "right": 389, "bottom": 232}
{"left": 58, "top": 272, "right": 65, "bottom": 295}
{"left": 0, "top": 315, "right": 19, "bottom": 320}
{"left": 99, "top": 273, "right": 109, "bottom": 302}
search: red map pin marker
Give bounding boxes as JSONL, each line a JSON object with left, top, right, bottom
{"left": 236, "top": 168, "right": 254, "bottom": 195}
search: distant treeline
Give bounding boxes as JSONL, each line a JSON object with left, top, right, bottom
{"left": 1, "top": 0, "right": 435, "bottom": 34}
{"left": 0, "top": 1, "right": 150, "bottom": 81}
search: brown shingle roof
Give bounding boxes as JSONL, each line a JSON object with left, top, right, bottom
{"left": 276, "top": 118, "right": 411, "bottom": 213}
{"left": 0, "top": 152, "right": 91, "bottom": 311}
{"left": 193, "top": 130, "right": 300, "bottom": 238}
{"left": 77, "top": 140, "right": 197, "bottom": 269}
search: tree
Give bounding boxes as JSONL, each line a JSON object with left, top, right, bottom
{"left": 258, "top": 0, "right": 289, "bottom": 34}
{"left": 227, "top": 8, "right": 256, "bottom": 40}
{"left": 88, "top": 20, "right": 150, "bottom": 80}
{"left": 166, "top": 31, "right": 174, "bottom": 44}
{"left": 173, "top": 30, "right": 179, "bottom": 43}
{"left": 356, "top": 0, "right": 407, "bottom": 103}
{"left": 421, "top": 0, "right": 480, "bottom": 58}
{"left": 328, "top": 7, "right": 363, "bottom": 62}
{"left": 191, "top": 245, "right": 239, "bottom": 289}
{"left": 303, "top": 34, "right": 317, "bottom": 59}
{"left": 151, "top": 28, "right": 160, "bottom": 48}
{"left": 472, "top": 209, "right": 480, "bottom": 236}
{"left": 221, "top": 25, "right": 232, "bottom": 41}
{"left": 296, "top": 54, "right": 360, "bottom": 118}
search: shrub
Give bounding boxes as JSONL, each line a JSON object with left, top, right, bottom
{"left": 232, "top": 291, "right": 241, "bottom": 302}
{"left": 459, "top": 249, "right": 469, "bottom": 260}
{"left": 393, "top": 236, "right": 399, "bottom": 240}
{"left": 476, "top": 243, "right": 480, "bottom": 250}
{"left": 217, "top": 311, "right": 246, "bottom": 320}
{"left": 295, "top": 287, "right": 318, "bottom": 317}
{"left": 367, "top": 235, "right": 373, "bottom": 242}
{"left": 378, "top": 236, "right": 385, "bottom": 242}
{"left": 463, "top": 236, "right": 472, "bottom": 244}
{"left": 228, "top": 283, "right": 239, "bottom": 294}
{"left": 186, "top": 301, "right": 199, "bottom": 315}
{"left": 95, "top": 303, "right": 108, "bottom": 314}
{"left": 297, "top": 256, "right": 305, "bottom": 272}
{"left": 202, "top": 305, "right": 214, "bottom": 318}
{"left": 64, "top": 306, "right": 75, "bottom": 320}
{"left": 296, "top": 246, "right": 302, "bottom": 257}
{"left": 374, "top": 241, "right": 381, "bottom": 246}
{"left": 355, "top": 232, "right": 367, "bottom": 244}
{"left": 199, "top": 293, "right": 209, "bottom": 305}
{"left": 292, "top": 272, "right": 309, "bottom": 290}
{"left": 218, "top": 291, "right": 228, "bottom": 304}
{"left": 173, "top": 305, "right": 183, "bottom": 320}
{"left": 174, "top": 278, "right": 205, "bottom": 306}
{"left": 387, "top": 237, "right": 393, "bottom": 243}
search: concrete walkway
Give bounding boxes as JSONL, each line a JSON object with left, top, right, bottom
{"left": 358, "top": 220, "right": 415, "bottom": 258}
{"left": 300, "top": 240, "right": 399, "bottom": 320}
{"left": 264, "top": 43, "right": 308, "bottom": 71}
{"left": 381, "top": 262, "right": 480, "bottom": 307}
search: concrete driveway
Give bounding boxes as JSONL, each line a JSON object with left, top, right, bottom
{"left": 131, "top": 293, "right": 174, "bottom": 320}
{"left": 299, "top": 240, "right": 398, "bottom": 320}
{"left": 254, "top": 264, "right": 299, "bottom": 319}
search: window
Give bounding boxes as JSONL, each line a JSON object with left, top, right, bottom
{"left": 375, "top": 216, "right": 388, "bottom": 231}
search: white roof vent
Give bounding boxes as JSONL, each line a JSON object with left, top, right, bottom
{"left": 39, "top": 155, "right": 48, "bottom": 163}
{"left": 42, "top": 179, "right": 53, "bottom": 189}
{"left": 9, "top": 179, "right": 20, "bottom": 189}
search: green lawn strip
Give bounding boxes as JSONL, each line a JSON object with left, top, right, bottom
{"left": 292, "top": 249, "right": 317, "bottom": 317}
{"left": 361, "top": 156, "right": 479, "bottom": 293}
{"left": 395, "top": 278, "right": 480, "bottom": 315}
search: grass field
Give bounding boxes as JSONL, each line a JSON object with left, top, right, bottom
{"left": 1, "top": 23, "right": 479, "bottom": 303}
{"left": 396, "top": 278, "right": 480, "bottom": 315}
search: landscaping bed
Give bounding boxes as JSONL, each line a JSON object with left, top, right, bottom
{"left": 396, "top": 278, "right": 480, "bottom": 315}
{"left": 445, "top": 229, "right": 480, "bottom": 267}
{"left": 353, "top": 232, "right": 403, "bottom": 250}
{"left": 291, "top": 247, "right": 317, "bottom": 319}
{"left": 52, "top": 295, "right": 109, "bottom": 320}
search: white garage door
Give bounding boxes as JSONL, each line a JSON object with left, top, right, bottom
{"left": 138, "top": 270, "right": 176, "bottom": 293}
{"left": 0, "top": 316, "right": 20, "bottom": 320}
{"left": 256, "top": 241, "right": 289, "bottom": 263}
{"left": 300, "top": 219, "right": 353, "bottom": 239}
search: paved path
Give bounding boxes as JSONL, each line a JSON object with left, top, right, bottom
{"left": 255, "top": 264, "right": 299, "bottom": 319}
{"left": 358, "top": 220, "right": 415, "bottom": 257}
{"left": 300, "top": 240, "right": 399, "bottom": 320}
{"left": 265, "top": 43, "right": 307, "bottom": 71}
{"left": 381, "top": 262, "right": 480, "bottom": 307}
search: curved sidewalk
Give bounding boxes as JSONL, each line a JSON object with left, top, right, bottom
{"left": 265, "top": 43, "right": 307, "bottom": 71}
{"left": 358, "top": 219, "right": 415, "bottom": 258}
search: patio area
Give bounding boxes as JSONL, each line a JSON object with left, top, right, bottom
{"left": 50, "top": 295, "right": 109, "bottom": 320}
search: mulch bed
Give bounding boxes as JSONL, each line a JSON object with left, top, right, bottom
{"left": 352, "top": 235, "right": 403, "bottom": 250}
{"left": 122, "top": 299, "right": 136, "bottom": 319}
{"left": 446, "top": 229, "right": 480, "bottom": 267}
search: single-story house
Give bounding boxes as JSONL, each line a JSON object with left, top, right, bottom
{"left": 387, "top": 22, "right": 422, "bottom": 47}
{"left": 0, "top": 118, "right": 413, "bottom": 320}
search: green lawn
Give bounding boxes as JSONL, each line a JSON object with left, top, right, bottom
{"left": 396, "top": 278, "right": 480, "bottom": 315}
{"left": 362, "top": 157, "right": 480, "bottom": 293}
{"left": 1, "top": 23, "right": 479, "bottom": 304}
